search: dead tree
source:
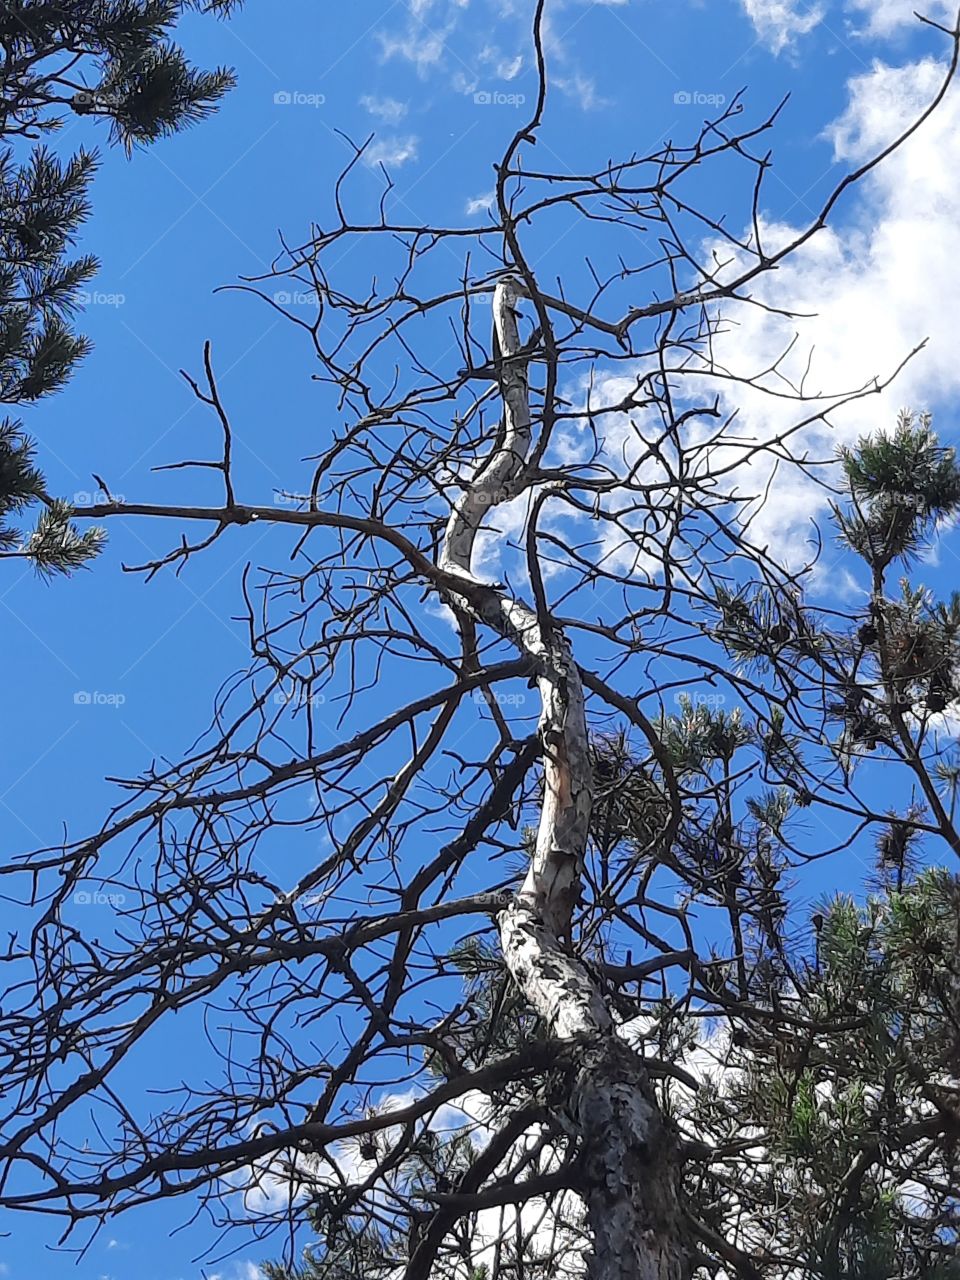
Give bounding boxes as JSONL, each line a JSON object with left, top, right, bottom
{"left": 2, "top": 5, "right": 960, "bottom": 1277}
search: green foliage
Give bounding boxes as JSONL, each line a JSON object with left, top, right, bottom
{"left": 590, "top": 729, "right": 669, "bottom": 863}
{"left": 782, "top": 1070, "right": 822, "bottom": 1157}
{"left": 745, "top": 785, "right": 794, "bottom": 834}
{"left": 819, "top": 414, "right": 960, "bottom": 772}
{"left": 266, "top": 416, "right": 960, "bottom": 1277}
{"left": 658, "top": 694, "right": 752, "bottom": 774}
{"left": 0, "top": 1, "right": 241, "bottom": 574}
{"left": 835, "top": 409, "right": 960, "bottom": 569}
{"left": 0, "top": 2, "right": 240, "bottom": 149}
{"left": 84, "top": 41, "right": 236, "bottom": 152}
{"left": 27, "top": 499, "right": 106, "bottom": 578}
{"left": 0, "top": 421, "right": 104, "bottom": 574}
{"left": 0, "top": 418, "right": 43, "bottom": 525}
{"left": 879, "top": 580, "right": 960, "bottom": 710}
{"left": 692, "top": 868, "right": 960, "bottom": 1277}
{"left": 261, "top": 1218, "right": 397, "bottom": 1280}
{"left": 0, "top": 146, "right": 98, "bottom": 398}
{"left": 712, "top": 582, "right": 819, "bottom": 670}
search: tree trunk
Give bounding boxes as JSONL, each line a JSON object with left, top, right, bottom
{"left": 438, "top": 276, "right": 690, "bottom": 1279}
{"left": 575, "top": 1037, "right": 689, "bottom": 1280}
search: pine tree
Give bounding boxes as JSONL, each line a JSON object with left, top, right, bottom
{"left": 266, "top": 414, "right": 960, "bottom": 1279}
{"left": 680, "top": 413, "right": 960, "bottom": 1276}
{"left": 5, "top": 5, "right": 960, "bottom": 1264}
{"left": 0, "top": 1, "right": 242, "bottom": 575}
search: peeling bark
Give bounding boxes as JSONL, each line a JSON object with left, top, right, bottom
{"left": 438, "top": 277, "right": 690, "bottom": 1279}
{"left": 576, "top": 1037, "right": 689, "bottom": 1280}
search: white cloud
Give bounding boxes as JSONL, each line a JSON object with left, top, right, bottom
{"left": 535, "top": 53, "right": 960, "bottom": 581}
{"left": 696, "top": 54, "right": 960, "bottom": 563}
{"left": 477, "top": 43, "right": 524, "bottom": 80}
{"left": 360, "top": 94, "right": 409, "bottom": 123}
{"left": 379, "top": 25, "right": 451, "bottom": 74}
{"left": 209, "top": 1266, "right": 263, "bottom": 1280}
{"left": 378, "top": 0, "right": 469, "bottom": 75}
{"left": 221, "top": 1127, "right": 311, "bottom": 1217}
{"left": 741, "top": 0, "right": 825, "bottom": 53}
{"left": 553, "top": 69, "right": 608, "bottom": 110}
{"left": 844, "top": 0, "right": 955, "bottom": 37}
{"left": 365, "top": 135, "right": 420, "bottom": 168}
{"left": 826, "top": 56, "right": 944, "bottom": 154}
{"left": 380, "top": 0, "right": 605, "bottom": 110}
{"left": 465, "top": 189, "right": 496, "bottom": 215}
{"left": 540, "top": 6, "right": 609, "bottom": 108}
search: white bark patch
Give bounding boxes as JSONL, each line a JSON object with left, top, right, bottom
{"left": 437, "top": 276, "right": 690, "bottom": 1278}
{"left": 439, "top": 277, "right": 532, "bottom": 579}
{"left": 500, "top": 902, "right": 611, "bottom": 1039}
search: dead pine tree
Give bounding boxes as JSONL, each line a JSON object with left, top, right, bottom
{"left": 4, "top": 5, "right": 960, "bottom": 1279}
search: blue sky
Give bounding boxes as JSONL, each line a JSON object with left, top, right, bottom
{"left": 3, "top": 0, "right": 960, "bottom": 1275}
